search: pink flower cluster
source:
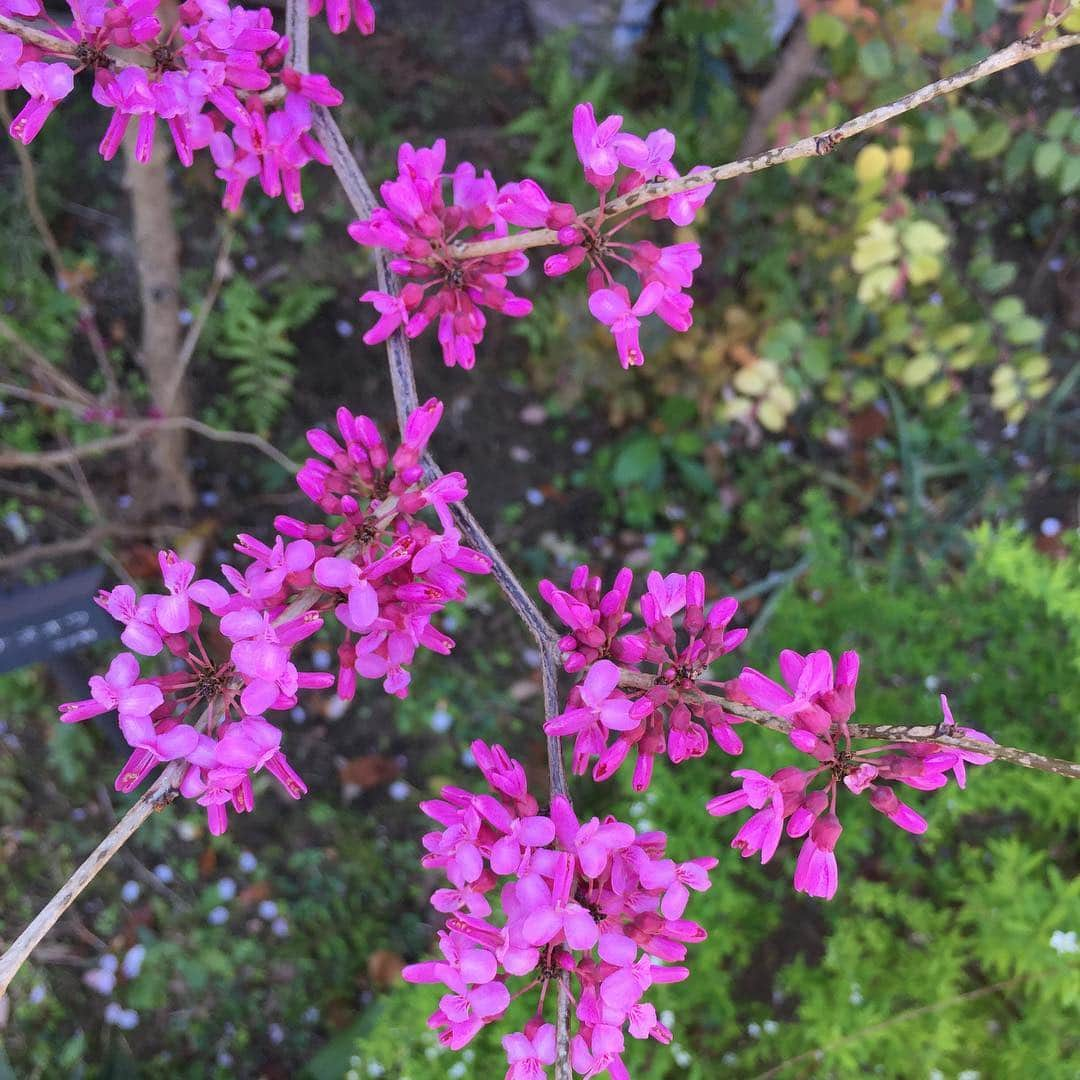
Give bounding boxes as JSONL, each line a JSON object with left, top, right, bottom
{"left": 60, "top": 548, "right": 329, "bottom": 834}
{"left": 0, "top": 0, "right": 372, "bottom": 211}
{"left": 349, "top": 102, "right": 714, "bottom": 371}
{"left": 57, "top": 396, "right": 486, "bottom": 832}
{"left": 540, "top": 566, "right": 747, "bottom": 790}
{"left": 404, "top": 740, "right": 715, "bottom": 1078}
{"left": 276, "top": 397, "right": 492, "bottom": 699}
{"left": 348, "top": 139, "right": 533, "bottom": 369}
{"left": 708, "top": 650, "right": 995, "bottom": 899}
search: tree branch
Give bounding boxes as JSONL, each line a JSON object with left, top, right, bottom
{"left": 0, "top": 762, "right": 183, "bottom": 997}
{"left": 617, "top": 671, "right": 1080, "bottom": 780}
{"left": 449, "top": 29, "right": 1080, "bottom": 261}
{"left": 0, "top": 415, "right": 300, "bottom": 474}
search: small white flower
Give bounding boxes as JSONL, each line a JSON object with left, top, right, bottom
{"left": 447, "top": 1063, "right": 466, "bottom": 1078}
{"left": 238, "top": 851, "right": 258, "bottom": 873}
{"left": 1050, "top": 930, "right": 1078, "bottom": 955}
{"left": 104, "top": 1003, "right": 139, "bottom": 1029}
{"left": 258, "top": 900, "right": 279, "bottom": 920}
{"left": 660, "top": 1009, "right": 675, "bottom": 1028}
{"left": 958, "top": 1071, "right": 980, "bottom": 1080}
{"left": 388, "top": 780, "right": 411, "bottom": 802}
{"left": 28, "top": 984, "right": 46, "bottom": 1005}
{"left": 429, "top": 707, "right": 453, "bottom": 733}
{"left": 153, "top": 863, "right": 174, "bottom": 884}
{"left": 747, "top": 1021, "right": 762, "bottom": 1038}
{"left": 208, "top": 906, "right": 228, "bottom": 926}
{"left": 271, "top": 917, "right": 290, "bottom": 937}
{"left": 121, "top": 945, "right": 146, "bottom": 979}
{"left": 763, "top": 1019, "right": 779, "bottom": 1034}
{"left": 849, "top": 982, "right": 864, "bottom": 1006}
{"left": 268, "top": 1023, "right": 285, "bottom": 1045}
{"left": 120, "top": 880, "right": 141, "bottom": 904}
{"left": 217, "top": 877, "right": 237, "bottom": 901}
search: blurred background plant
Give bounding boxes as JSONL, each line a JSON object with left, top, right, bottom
{"left": 0, "top": 1, "right": 1077, "bottom": 1076}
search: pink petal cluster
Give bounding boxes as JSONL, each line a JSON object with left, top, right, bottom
{"left": 276, "top": 397, "right": 492, "bottom": 699}
{"left": 348, "top": 140, "right": 533, "bottom": 368}
{"left": 61, "top": 548, "right": 328, "bottom": 835}
{"left": 1, "top": 0, "right": 367, "bottom": 211}
{"left": 56, "top": 396, "right": 486, "bottom": 832}
{"left": 708, "top": 651, "right": 995, "bottom": 899}
{"left": 540, "top": 566, "right": 747, "bottom": 790}
{"left": 307, "top": 0, "right": 373, "bottom": 35}
{"left": 404, "top": 740, "right": 716, "bottom": 1077}
{"left": 348, "top": 102, "right": 714, "bottom": 372}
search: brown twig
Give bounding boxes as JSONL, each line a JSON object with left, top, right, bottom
{"left": 0, "top": 415, "right": 300, "bottom": 474}
{"left": 449, "top": 30, "right": 1080, "bottom": 261}
{"left": 0, "top": 314, "right": 97, "bottom": 410}
{"left": 161, "top": 219, "right": 236, "bottom": 412}
{"left": 616, "top": 671, "right": 1080, "bottom": 780}
{"left": 0, "top": 522, "right": 181, "bottom": 574}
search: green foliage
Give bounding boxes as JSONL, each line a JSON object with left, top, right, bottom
{"left": 202, "top": 278, "right": 333, "bottom": 436}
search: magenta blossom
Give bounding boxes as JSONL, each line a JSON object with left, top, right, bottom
{"left": 404, "top": 741, "right": 713, "bottom": 1073}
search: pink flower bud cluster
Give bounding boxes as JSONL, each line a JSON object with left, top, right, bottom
{"left": 56, "top": 396, "right": 488, "bottom": 833}
{"left": 708, "top": 650, "right": 995, "bottom": 899}
{"left": 347, "top": 139, "right": 534, "bottom": 369}
{"left": 276, "top": 396, "right": 492, "bottom": 699}
{"left": 540, "top": 566, "right": 747, "bottom": 791}
{"left": 403, "top": 740, "right": 716, "bottom": 1078}
{"left": 0, "top": 0, "right": 372, "bottom": 211}
{"left": 349, "top": 102, "right": 715, "bottom": 371}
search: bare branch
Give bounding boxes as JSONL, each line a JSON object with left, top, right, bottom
{"left": 0, "top": 416, "right": 300, "bottom": 474}
{"left": 0, "top": 314, "right": 97, "bottom": 410}
{"left": 161, "top": 219, "right": 236, "bottom": 413}
{"left": 0, "top": 763, "right": 183, "bottom": 997}
{"left": 617, "top": 671, "right": 1080, "bottom": 780}
{"left": 450, "top": 30, "right": 1080, "bottom": 261}
{"left": 0, "top": 522, "right": 182, "bottom": 574}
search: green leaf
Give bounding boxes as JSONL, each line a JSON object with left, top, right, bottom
{"left": 978, "top": 261, "right": 1017, "bottom": 293}
{"left": 858, "top": 39, "right": 893, "bottom": 79}
{"left": 991, "top": 296, "right": 1024, "bottom": 324}
{"left": 1033, "top": 140, "right": 1065, "bottom": 179}
{"left": 1005, "top": 317, "right": 1044, "bottom": 346}
{"left": 1059, "top": 153, "right": 1080, "bottom": 195}
{"left": 612, "top": 434, "right": 664, "bottom": 489}
{"left": 807, "top": 12, "right": 846, "bottom": 48}
{"left": 969, "top": 120, "right": 1012, "bottom": 161}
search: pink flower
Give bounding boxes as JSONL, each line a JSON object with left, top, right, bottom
{"left": 97, "top": 584, "right": 164, "bottom": 655}
{"left": 571, "top": 102, "right": 649, "bottom": 192}
{"left": 794, "top": 813, "right": 842, "bottom": 900}
{"left": 546, "top": 660, "right": 635, "bottom": 737}
{"left": 155, "top": 549, "right": 228, "bottom": 634}
{"left": 115, "top": 716, "right": 200, "bottom": 793}
{"left": 587, "top": 282, "right": 665, "bottom": 368}
{"left": 9, "top": 62, "right": 75, "bottom": 145}
{"left": 308, "top": 0, "right": 375, "bottom": 35}
{"left": 502, "top": 1023, "right": 556, "bottom": 1079}
{"left": 60, "top": 653, "right": 164, "bottom": 724}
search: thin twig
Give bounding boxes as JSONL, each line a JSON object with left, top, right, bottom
{"left": 449, "top": 30, "right": 1080, "bottom": 261}
{"left": 161, "top": 220, "right": 236, "bottom": 412}
{"left": 0, "top": 530, "right": 358, "bottom": 995}
{"left": 616, "top": 671, "right": 1080, "bottom": 780}
{"left": 0, "top": 522, "right": 181, "bottom": 574}
{"left": 0, "top": 314, "right": 97, "bottom": 410}
{"left": 0, "top": 763, "right": 183, "bottom": 997}
{"left": 0, "top": 416, "right": 300, "bottom": 474}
